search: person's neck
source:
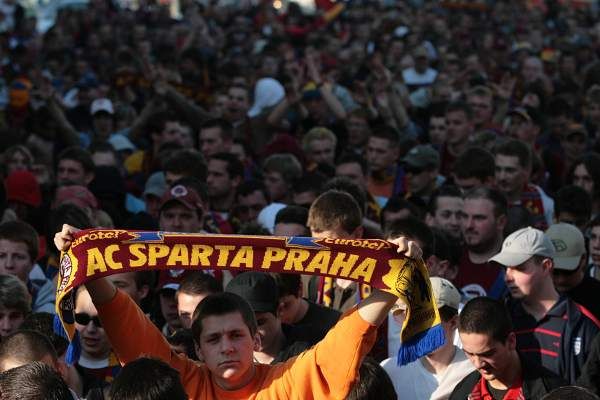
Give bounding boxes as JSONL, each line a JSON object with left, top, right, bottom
{"left": 210, "top": 193, "right": 235, "bottom": 213}
{"left": 447, "top": 140, "right": 468, "bottom": 157}
{"left": 370, "top": 166, "right": 396, "bottom": 181}
{"left": 504, "top": 188, "right": 522, "bottom": 204}
{"left": 422, "top": 343, "right": 456, "bottom": 375}
{"left": 468, "top": 235, "right": 503, "bottom": 264}
{"left": 253, "top": 330, "right": 286, "bottom": 364}
{"left": 521, "top": 285, "right": 560, "bottom": 321}
{"left": 215, "top": 363, "right": 256, "bottom": 391}
{"left": 488, "top": 351, "right": 522, "bottom": 390}
{"left": 294, "top": 298, "right": 311, "bottom": 324}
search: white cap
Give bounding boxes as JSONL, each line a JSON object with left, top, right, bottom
{"left": 90, "top": 98, "right": 114, "bottom": 115}
{"left": 489, "top": 226, "right": 555, "bottom": 267}
{"left": 247, "top": 78, "right": 285, "bottom": 118}
{"left": 257, "top": 203, "right": 286, "bottom": 234}
{"left": 430, "top": 277, "right": 461, "bottom": 310}
{"left": 545, "top": 223, "right": 586, "bottom": 271}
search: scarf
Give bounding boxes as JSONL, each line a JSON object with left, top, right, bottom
{"left": 55, "top": 229, "right": 444, "bottom": 366}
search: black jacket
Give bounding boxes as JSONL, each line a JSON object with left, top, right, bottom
{"left": 577, "top": 332, "right": 600, "bottom": 395}
{"left": 449, "top": 355, "right": 566, "bottom": 400}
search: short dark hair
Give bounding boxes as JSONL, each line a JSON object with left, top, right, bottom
{"left": 191, "top": 292, "right": 257, "bottom": 341}
{"left": 336, "top": 153, "right": 368, "bottom": 175}
{"left": 368, "top": 125, "right": 400, "bottom": 147}
{"left": 384, "top": 216, "right": 434, "bottom": 259}
{"left": 273, "top": 273, "right": 302, "bottom": 298}
{"left": 494, "top": 139, "right": 532, "bottom": 169}
{"left": 554, "top": 185, "right": 592, "bottom": 223}
{"left": 446, "top": 100, "right": 473, "bottom": 120}
{"left": 0, "top": 361, "right": 72, "bottom": 400}
{"left": 0, "top": 330, "right": 57, "bottom": 367}
{"left": 567, "top": 152, "right": 600, "bottom": 199}
{"left": 0, "top": 220, "right": 39, "bottom": 261}
{"left": 427, "top": 185, "right": 463, "bottom": 215}
{"left": 464, "top": 187, "right": 508, "bottom": 218}
{"left": 178, "top": 272, "right": 223, "bottom": 297}
{"left": 307, "top": 190, "right": 362, "bottom": 234}
{"left": 236, "top": 180, "right": 270, "bottom": 203}
{"left": 275, "top": 205, "right": 308, "bottom": 226}
{"left": 57, "top": 146, "right": 95, "bottom": 174}
{"left": 323, "top": 176, "right": 367, "bottom": 216}
{"left": 453, "top": 147, "right": 495, "bottom": 180}
{"left": 209, "top": 152, "right": 244, "bottom": 180}
{"left": 108, "top": 357, "right": 187, "bottom": 400}
{"left": 381, "top": 196, "right": 424, "bottom": 229}
{"left": 163, "top": 149, "right": 207, "bottom": 182}
{"left": 200, "top": 118, "right": 234, "bottom": 140}
{"left": 541, "top": 386, "right": 600, "bottom": 400}
{"left": 459, "top": 297, "right": 513, "bottom": 343}
{"left": 346, "top": 357, "right": 397, "bottom": 400}
{"left": 20, "top": 313, "right": 68, "bottom": 356}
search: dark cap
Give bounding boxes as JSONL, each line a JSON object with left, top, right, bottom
{"left": 225, "top": 272, "right": 279, "bottom": 313}
{"left": 159, "top": 184, "right": 203, "bottom": 212}
{"left": 508, "top": 106, "right": 542, "bottom": 127}
{"left": 402, "top": 145, "right": 440, "bottom": 169}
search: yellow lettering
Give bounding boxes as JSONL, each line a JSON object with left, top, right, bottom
{"left": 167, "top": 244, "right": 189, "bottom": 266}
{"left": 262, "top": 247, "right": 287, "bottom": 269}
{"left": 215, "top": 245, "right": 236, "bottom": 267}
{"left": 231, "top": 246, "right": 254, "bottom": 268}
{"left": 190, "top": 245, "right": 213, "bottom": 266}
{"left": 86, "top": 248, "right": 107, "bottom": 276}
{"left": 329, "top": 252, "right": 359, "bottom": 277}
{"left": 129, "top": 244, "right": 147, "bottom": 268}
{"left": 283, "top": 249, "right": 310, "bottom": 271}
{"left": 148, "top": 244, "right": 170, "bottom": 266}
{"left": 105, "top": 245, "right": 123, "bottom": 270}
{"left": 349, "top": 258, "right": 377, "bottom": 282}
{"left": 305, "top": 251, "right": 331, "bottom": 274}
{"left": 368, "top": 242, "right": 378, "bottom": 249}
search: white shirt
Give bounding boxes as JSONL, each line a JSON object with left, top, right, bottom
{"left": 381, "top": 346, "right": 474, "bottom": 400}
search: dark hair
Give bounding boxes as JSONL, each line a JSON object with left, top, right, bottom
{"left": 453, "top": 147, "right": 495, "bottom": 180}
{"left": 459, "top": 297, "right": 513, "bottom": 343}
{"left": 209, "top": 152, "right": 244, "bottom": 180}
{"left": 554, "top": 185, "right": 592, "bottom": 223}
{"left": 47, "top": 204, "right": 93, "bottom": 255}
{"left": 336, "top": 152, "right": 368, "bottom": 175}
{"left": 567, "top": 152, "right": 600, "bottom": 199}
{"left": 178, "top": 272, "right": 223, "bottom": 297}
{"left": 200, "top": 118, "right": 234, "bottom": 140}
{"left": 191, "top": 292, "right": 257, "bottom": 341}
{"left": 446, "top": 100, "right": 473, "bottom": 119}
{"left": 439, "top": 305, "right": 459, "bottom": 322}
{"left": 307, "top": 190, "right": 362, "bottom": 234}
{"left": 273, "top": 273, "right": 302, "bottom": 298}
{"left": 381, "top": 196, "right": 424, "bottom": 229}
{"left": 238, "top": 222, "right": 271, "bottom": 235}
{"left": 57, "top": 146, "right": 95, "bottom": 174}
{"left": 384, "top": 216, "right": 434, "bottom": 259}
{"left": 0, "top": 361, "right": 73, "bottom": 400}
{"left": 323, "top": 176, "right": 367, "bottom": 216}
{"left": 0, "top": 330, "right": 58, "bottom": 367}
{"left": 368, "top": 125, "right": 400, "bottom": 147}
{"left": 464, "top": 187, "right": 508, "bottom": 218}
{"left": 163, "top": 149, "right": 207, "bottom": 182}
{"left": 494, "top": 139, "right": 532, "bottom": 169}
{"left": 293, "top": 172, "right": 326, "bottom": 199}
{"left": 275, "top": 205, "right": 308, "bottom": 226}
{"left": 20, "top": 313, "right": 68, "bottom": 356}
{"left": 0, "top": 220, "right": 39, "bottom": 261}
{"left": 346, "top": 357, "right": 397, "bottom": 400}
{"left": 145, "top": 111, "right": 181, "bottom": 138}
{"left": 427, "top": 185, "right": 463, "bottom": 215}
{"left": 540, "top": 386, "right": 600, "bottom": 400}
{"left": 236, "top": 180, "right": 270, "bottom": 203}
{"left": 108, "top": 357, "right": 187, "bottom": 400}
{"left": 166, "top": 329, "right": 198, "bottom": 360}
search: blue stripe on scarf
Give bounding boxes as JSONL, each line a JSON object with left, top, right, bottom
{"left": 397, "top": 322, "right": 445, "bottom": 366}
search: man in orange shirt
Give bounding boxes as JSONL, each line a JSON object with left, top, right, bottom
{"left": 54, "top": 224, "right": 422, "bottom": 399}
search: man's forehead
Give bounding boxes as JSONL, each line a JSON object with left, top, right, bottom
{"left": 201, "top": 312, "right": 249, "bottom": 336}
{"left": 495, "top": 154, "right": 521, "bottom": 167}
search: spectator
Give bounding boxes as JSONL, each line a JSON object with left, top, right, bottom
{"left": 56, "top": 146, "right": 95, "bottom": 187}
{"left": 234, "top": 181, "right": 270, "bottom": 225}
{"left": 0, "top": 274, "right": 30, "bottom": 337}
{"left": 162, "top": 149, "right": 207, "bottom": 186}
{"left": 554, "top": 185, "right": 592, "bottom": 233}
{"left": 348, "top": 358, "right": 397, "bottom": 400}
{"left": 578, "top": 333, "right": 600, "bottom": 396}
{"left": 365, "top": 127, "right": 402, "bottom": 208}
{"left": 0, "top": 361, "right": 74, "bottom": 400}
{"left": 441, "top": 102, "right": 474, "bottom": 177}
{"left": 402, "top": 144, "right": 442, "bottom": 205}
{"left": 426, "top": 185, "right": 464, "bottom": 241}
{"left": 452, "top": 147, "right": 496, "bottom": 193}
{"left": 198, "top": 118, "right": 234, "bottom": 158}
{"left": 176, "top": 272, "right": 223, "bottom": 329}
{"left": 302, "top": 126, "right": 337, "bottom": 169}
{"left": 206, "top": 152, "right": 244, "bottom": 226}
{"left": 263, "top": 153, "right": 303, "bottom": 204}
{"left": 273, "top": 205, "right": 310, "bottom": 237}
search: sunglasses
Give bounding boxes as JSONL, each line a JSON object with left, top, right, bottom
{"left": 75, "top": 313, "right": 102, "bottom": 327}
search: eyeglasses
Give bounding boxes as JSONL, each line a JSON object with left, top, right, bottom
{"left": 75, "top": 313, "right": 102, "bottom": 328}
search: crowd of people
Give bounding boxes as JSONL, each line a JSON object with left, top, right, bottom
{"left": 2, "top": 0, "right": 600, "bottom": 398}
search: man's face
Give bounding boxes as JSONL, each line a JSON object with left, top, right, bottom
{"left": 0, "top": 240, "right": 33, "bottom": 283}
{"left": 346, "top": 116, "right": 369, "bottom": 147}
{"left": 75, "top": 290, "right": 111, "bottom": 359}
{"left": 0, "top": 307, "right": 25, "bottom": 337}
{"left": 226, "top": 87, "right": 250, "bottom": 121}
{"left": 293, "top": 191, "right": 317, "bottom": 209}
{"left": 107, "top": 272, "right": 147, "bottom": 305}
{"left": 254, "top": 311, "right": 281, "bottom": 353}
{"left": 92, "top": 113, "right": 114, "bottom": 139}
{"left": 264, "top": 171, "right": 288, "bottom": 203}
{"left": 198, "top": 312, "right": 257, "bottom": 389}
{"left": 562, "top": 134, "right": 587, "bottom": 162}
{"left": 160, "top": 290, "right": 181, "bottom": 331}
{"left": 335, "top": 162, "right": 367, "bottom": 189}
{"left": 277, "top": 294, "right": 302, "bottom": 324}
{"left": 552, "top": 256, "right": 585, "bottom": 293}
{"left": 507, "top": 115, "right": 537, "bottom": 144}
{"left": 177, "top": 292, "right": 207, "bottom": 329}
{"left": 431, "top": 196, "right": 464, "bottom": 240}
{"left": 159, "top": 203, "right": 202, "bottom": 233}
{"left": 366, "top": 137, "right": 398, "bottom": 172}
{"left": 461, "top": 332, "right": 515, "bottom": 383}
{"left": 199, "top": 127, "right": 229, "bottom": 158}
{"left": 405, "top": 166, "right": 437, "bottom": 195}
{"left": 461, "top": 198, "right": 503, "bottom": 251}
{"left": 237, "top": 190, "right": 268, "bottom": 223}
{"left": 310, "top": 225, "right": 354, "bottom": 240}
{"left": 428, "top": 116, "right": 447, "bottom": 145}
{"left": 573, "top": 164, "right": 594, "bottom": 196}
{"left": 468, "top": 95, "right": 493, "bottom": 126}
{"left": 307, "top": 138, "right": 335, "bottom": 166}
{"left": 207, "top": 159, "right": 237, "bottom": 200}
{"left": 495, "top": 154, "right": 527, "bottom": 197}
{"left": 504, "top": 257, "right": 548, "bottom": 300}
{"left": 155, "top": 121, "right": 186, "bottom": 147}
{"left": 585, "top": 102, "right": 600, "bottom": 126}
{"left": 453, "top": 176, "right": 487, "bottom": 194}
{"left": 57, "top": 159, "right": 91, "bottom": 186}
{"left": 445, "top": 110, "right": 472, "bottom": 146}
{"left": 590, "top": 226, "right": 600, "bottom": 265}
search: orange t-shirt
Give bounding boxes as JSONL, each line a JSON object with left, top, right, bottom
{"left": 98, "top": 290, "right": 377, "bottom": 399}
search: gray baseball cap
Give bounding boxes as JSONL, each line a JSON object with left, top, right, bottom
{"left": 489, "top": 226, "right": 555, "bottom": 267}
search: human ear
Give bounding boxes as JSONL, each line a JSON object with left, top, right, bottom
{"left": 253, "top": 333, "right": 262, "bottom": 352}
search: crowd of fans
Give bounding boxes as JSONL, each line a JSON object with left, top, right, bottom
{"left": 2, "top": 0, "right": 600, "bottom": 398}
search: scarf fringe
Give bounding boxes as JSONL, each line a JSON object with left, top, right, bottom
{"left": 397, "top": 323, "right": 445, "bottom": 366}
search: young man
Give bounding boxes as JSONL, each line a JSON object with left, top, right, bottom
{"left": 381, "top": 277, "right": 474, "bottom": 399}
{"left": 0, "top": 274, "right": 30, "bottom": 338}
{"left": 553, "top": 185, "right": 592, "bottom": 233}
{"left": 302, "top": 126, "right": 337, "bottom": 169}
{"left": 456, "top": 187, "right": 507, "bottom": 299}
{"left": 546, "top": 223, "right": 600, "bottom": 320}
{"left": 262, "top": 153, "right": 303, "bottom": 204}
{"left": 54, "top": 222, "right": 421, "bottom": 399}
{"left": 426, "top": 185, "right": 464, "bottom": 241}
{"left": 402, "top": 144, "right": 442, "bottom": 206}
{"left": 206, "top": 152, "right": 244, "bottom": 222}
{"left": 366, "top": 128, "right": 402, "bottom": 208}
{"left": 490, "top": 226, "right": 600, "bottom": 383}
{"left": 440, "top": 102, "right": 474, "bottom": 177}
{"left": 0, "top": 362, "right": 74, "bottom": 400}
{"left": 177, "top": 272, "right": 223, "bottom": 330}
{"left": 452, "top": 147, "right": 495, "bottom": 193}
{"left": 234, "top": 181, "right": 269, "bottom": 225}
{"left": 450, "top": 297, "right": 564, "bottom": 399}
{"left": 56, "top": 146, "right": 95, "bottom": 187}
{"left": 198, "top": 118, "right": 234, "bottom": 158}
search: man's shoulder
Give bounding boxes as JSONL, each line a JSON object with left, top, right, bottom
{"left": 449, "top": 369, "right": 481, "bottom": 400}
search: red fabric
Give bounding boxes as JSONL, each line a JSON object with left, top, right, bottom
{"left": 470, "top": 375, "right": 524, "bottom": 400}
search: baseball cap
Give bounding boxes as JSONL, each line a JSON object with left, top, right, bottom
{"left": 545, "top": 223, "right": 585, "bottom": 271}
{"left": 402, "top": 145, "right": 440, "bottom": 169}
{"left": 143, "top": 172, "right": 167, "bottom": 199}
{"left": 53, "top": 185, "right": 98, "bottom": 210}
{"left": 413, "top": 46, "right": 429, "bottom": 59}
{"left": 158, "top": 269, "right": 193, "bottom": 291}
{"left": 225, "top": 272, "right": 279, "bottom": 313}
{"left": 508, "top": 106, "right": 542, "bottom": 127}
{"left": 90, "top": 98, "right": 114, "bottom": 115}
{"left": 159, "top": 184, "right": 203, "bottom": 212}
{"left": 489, "top": 226, "right": 555, "bottom": 267}
{"left": 430, "top": 277, "right": 460, "bottom": 310}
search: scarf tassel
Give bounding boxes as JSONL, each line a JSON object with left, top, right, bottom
{"left": 397, "top": 323, "right": 445, "bottom": 366}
